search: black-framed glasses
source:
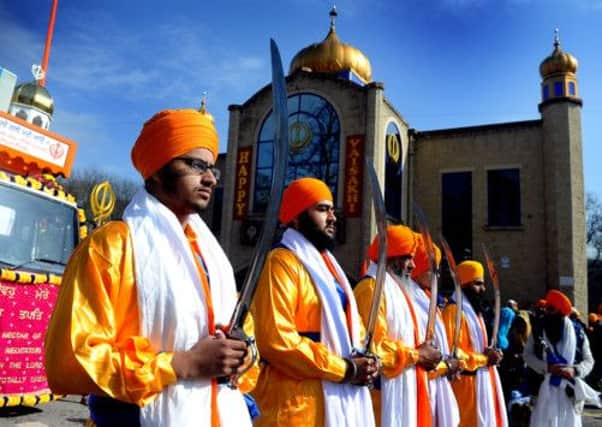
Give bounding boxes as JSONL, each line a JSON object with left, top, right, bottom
{"left": 175, "top": 157, "right": 221, "bottom": 181}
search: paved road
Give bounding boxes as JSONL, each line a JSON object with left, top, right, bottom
{"left": 0, "top": 396, "right": 87, "bottom": 427}
{"left": 1, "top": 395, "right": 601, "bottom": 426}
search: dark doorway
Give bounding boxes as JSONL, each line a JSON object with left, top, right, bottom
{"left": 442, "top": 171, "right": 473, "bottom": 260}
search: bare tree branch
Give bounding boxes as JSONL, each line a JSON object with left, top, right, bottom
{"left": 586, "top": 192, "right": 602, "bottom": 262}
{"left": 61, "top": 169, "right": 140, "bottom": 224}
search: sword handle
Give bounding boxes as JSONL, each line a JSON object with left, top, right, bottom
{"left": 350, "top": 348, "right": 382, "bottom": 389}
{"left": 217, "top": 324, "right": 258, "bottom": 389}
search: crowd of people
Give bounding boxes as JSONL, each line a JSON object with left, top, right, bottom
{"left": 496, "top": 297, "right": 602, "bottom": 426}
{"left": 43, "top": 107, "right": 601, "bottom": 427}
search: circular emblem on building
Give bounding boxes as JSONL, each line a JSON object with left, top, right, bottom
{"left": 289, "top": 121, "right": 312, "bottom": 153}
{"left": 387, "top": 133, "right": 401, "bottom": 163}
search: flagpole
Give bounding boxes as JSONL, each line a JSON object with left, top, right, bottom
{"left": 40, "top": 0, "right": 59, "bottom": 87}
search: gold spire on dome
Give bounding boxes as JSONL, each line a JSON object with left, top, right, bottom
{"left": 539, "top": 28, "right": 578, "bottom": 78}
{"left": 289, "top": 6, "right": 372, "bottom": 83}
{"left": 198, "top": 92, "right": 215, "bottom": 123}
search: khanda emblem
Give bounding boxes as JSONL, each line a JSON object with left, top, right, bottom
{"left": 289, "top": 120, "right": 312, "bottom": 153}
{"left": 387, "top": 133, "right": 401, "bottom": 164}
{"left": 90, "top": 180, "right": 116, "bottom": 227}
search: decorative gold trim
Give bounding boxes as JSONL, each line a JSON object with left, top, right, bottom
{"left": 0, "top": 391, "right": 62, "bottom": 407}
{"left": 0, "top": 268, "right": 62, "bottom": 285}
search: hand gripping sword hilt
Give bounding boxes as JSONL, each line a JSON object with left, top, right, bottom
{"left": 351, "top": 348, "right": 382, "bottom": 389}
{"left": 225, "top": 325, "right": 258, "bottom": 389}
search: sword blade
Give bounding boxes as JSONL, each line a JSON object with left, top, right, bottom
{"left": 440, "top": 235, "right": 462, "bottom": 357}
{"left": 228, "top": 39, "right": 289, "bottom": 332}
{"left": 362, "top": 161, "right": 388, "bottom": 353}
{"left": 482, "top": 243, "right": 501, "bottom": 349}
{"left": 414, "top": 203, "right": 438, "bottom": 344}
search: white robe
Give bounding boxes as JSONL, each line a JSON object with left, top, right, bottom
{"left": 281, "top": 229, "right": 375, "bottom": 427}
{"left": 366, "top": 262, "right": 418, "bottom": 427}
{"left": 528, "top": 317, "right": 601, "bottom": 427}
{"left": 462, "top": 297, "right": 508, "bottom": 427}
{"left": 123, "top": 189, "right": 251, "bottom": 427}
{"left": 407, "top": 279, "right": 460, "bottom": 427}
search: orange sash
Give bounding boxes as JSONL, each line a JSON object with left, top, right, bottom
{"left": 187, "top": 226, "right": 220, "bottom": 427}
{"left": 477, "top": 315, "right": 504, "bottom": 427}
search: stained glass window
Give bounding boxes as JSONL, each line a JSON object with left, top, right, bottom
{"left": 254, "top": 93, "right": 340, "bottom": 212}
{"left": 385, "top": 122, "right": 403, "bottom": 222}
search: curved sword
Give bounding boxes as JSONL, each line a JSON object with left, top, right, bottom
{"left": 226, "top": 39, "right": 289, "bottom": 385}
{"left": 414, "top": 203, "right": 438, "bottom": 344}
{"left": 361, "top": 161, "right": 388, "bottom": 354}
{"left": 482, "top": 244, "right": 501, "bottom": 349}
{"left": 440, "top": 236, "right": 463, "bottom": 358}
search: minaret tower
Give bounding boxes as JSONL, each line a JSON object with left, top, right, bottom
{"left": 539, "top": 30, "right": 587, "bottom": 312}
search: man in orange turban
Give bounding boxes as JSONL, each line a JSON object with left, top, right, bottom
{"left": 252, "top": 176, "right": 378, "bottom": 427}
{"left": 46, "top": 109, "right": 259, "bottom": 427}
{"left": 354, "top": 225, "right": 442, "bottom": 427}
{"left": 524, "top": 289, "right": 597, "bottom": 426}
{"left": 441, "top": 260, "right": 507, "bottom": 427}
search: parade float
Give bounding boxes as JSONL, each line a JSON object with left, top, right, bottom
{"left": 0, "top": 103, "right": 87, "bottom": 408}
{"left": 0, "top": 0, "right": 97, "bottom": 407}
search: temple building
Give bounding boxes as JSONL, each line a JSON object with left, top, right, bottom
{"left": 204, "top": 9, "right": 587, "bottom": 312}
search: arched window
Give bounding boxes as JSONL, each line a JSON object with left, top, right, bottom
{"left": 15, "top": 110, "right": 28, "bottom": 120}
{"left": 254, "top": 93, "right": 340, "bottom": 212}
{"left": 568, "top": 82, "right": 576, "bottom": 96}
{"left": 385, "top": 122, "right": 403, "bottom": 222}
{"left": 32, "top": 115, "right": 44, "bottom": 128}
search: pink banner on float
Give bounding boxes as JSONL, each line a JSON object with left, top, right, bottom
{"left": 0, "top": 281, "right": 58, "bottom": 395}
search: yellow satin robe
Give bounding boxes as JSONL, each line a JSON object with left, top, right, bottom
{"left": 251, "top": 247, "right": 358, "bottom": 426}
{"left": 441, "top": 303, "right": 490, "bottom": 427}
{"left": 45, "top": 221, "right": 257, "bottom": 408}
{"left": 353, "top": 277, "right": 420, "bottom": 427}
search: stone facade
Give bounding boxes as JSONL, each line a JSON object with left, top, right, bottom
{"left": 201, "top": 46, "right": 587, "bottom": 313}
{"left": 412, "top": 121, "right": 548, "bottom": 307}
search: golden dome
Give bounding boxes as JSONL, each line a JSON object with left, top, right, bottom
{"left": 198, "top": 94, "right": 215, "bottom": 124}
{"left": 11, "top": 81, "right": 54, "bottom": 115}
{"left": 289, "top": 7, "right": 372, "bottom": 83}
{"left": 540, "top": 31, "right": 578, "bottom": 78}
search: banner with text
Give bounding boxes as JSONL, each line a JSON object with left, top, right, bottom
{"left": 343, "top": 135, "right": 365, "bottom": 217}
{"left": 0, "top": 281, "right": 58, "bottom": 396}
{"left": 233, "top": 146, "right": 253, "bottom": 220}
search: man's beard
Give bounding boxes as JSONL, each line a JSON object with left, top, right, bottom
{"left": 297, "top": 212, "right": 336, "bottom": 252}
{"left": 389, "top": 259, "right": 411, "bottom": 282}
{"left": 543, "top": 313, "right": 565, "bottom": 344}
{"left": 464, "top": 287, "right": 485, "bottom": 315}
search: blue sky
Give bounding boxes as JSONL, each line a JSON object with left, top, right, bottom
{"left": 2, "top": 0, "right": 601, "bottom": 196}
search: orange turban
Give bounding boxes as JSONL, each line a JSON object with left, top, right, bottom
{"left": 412, "top": 233, "right": 442, "bottom": 279}
{"left": 535, "top": 298, "right": 547, "bottom": 309}
{"left": 131, "top": 109, "right": 219, "bottom": 180}
{"left": 279, "top": 177, "right": 333, "bottom": 225}
{"left": 456, "top": 260, "right": 484, "bottom": 287}
{"left": 589, "top": 313, "right": 598, "bottom": 324}
{"left": 367, "top": 225, "right": 417, "bottom": 262}
{"left": 545, "top": 290, "right": 572, "bottom": 316}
